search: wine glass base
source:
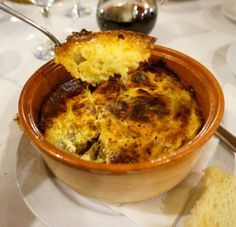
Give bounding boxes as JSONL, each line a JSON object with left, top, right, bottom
{"left": 33, "top": 41, "right": 55, "bottom": 61}
{"left": 66, "top": 6, "right": 92, "bottom": 18}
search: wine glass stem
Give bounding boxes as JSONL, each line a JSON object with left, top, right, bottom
{"left": 40, "top": 6, "right": 50, "bottom": 18}
{"left": 34, "top": 5, "right": 55, "bottom": 60}
{"left": 160, "top": 0, "right": 168, "bottom": 5}
{"left": 66, "top": 0, "right": 91, "bottom": 18}
{"left": 75, "top": 0, "right": 82, "bottom": 9}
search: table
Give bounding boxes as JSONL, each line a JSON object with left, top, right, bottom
{"left": 0, "top": 0, "right": 236, "bottom": 226}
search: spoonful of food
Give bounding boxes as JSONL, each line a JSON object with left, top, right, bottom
{"left": 0, "top": 3, "right": 61, "bottom": 47}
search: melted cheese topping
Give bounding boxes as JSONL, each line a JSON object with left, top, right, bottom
{"left": 44, "top": 93, "right": 99, "bottom": 156}
{"left": 39, "top": 63, "right": 203, "bottom": 164}
{"left": 55, "top": 30, "right": 155, "bottom": 85}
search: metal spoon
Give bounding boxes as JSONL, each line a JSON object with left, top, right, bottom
{"left": 0, "top": 3, "right": 61, "bottom": 47}
{"left": 215, "top": 124, "right": 236, "bottom": 153}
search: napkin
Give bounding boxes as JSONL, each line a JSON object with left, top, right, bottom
{"left": 107, "top": 136, "right": 220, "bottom": 227}
{"left": 222, "top": 83, "right": 236, "bottom": 136}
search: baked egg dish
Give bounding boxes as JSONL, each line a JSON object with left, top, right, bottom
{"left": 39, "top": 30, "right": 203, "bottom": 164}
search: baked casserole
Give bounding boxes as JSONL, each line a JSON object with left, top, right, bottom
{"left": 38, "top": 30, "right": 203, "bottom": 164}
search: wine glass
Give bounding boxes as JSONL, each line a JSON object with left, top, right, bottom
{"left": 66, "top": 0, "right": 91, "bottom": 18}
{"left": 96, "top": 0, "right": 167, "bottom": 34}
{"left": 31, "top": 0, "right": 55, "bottom": 60}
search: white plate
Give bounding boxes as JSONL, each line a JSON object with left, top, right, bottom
{"left": 16, "top": 134, "right": 236, "bottom": 227}
{"left": 16, "top": 134, "right": 136, "bottom": 227}
{"left": 226, "top": 42, "right": 236, "bottom": 76}
{"left": 0, "top": 11, "right": 9, "bottom": 21}
{"left": 222, "top": 0, "right": 236, "bottom": 22}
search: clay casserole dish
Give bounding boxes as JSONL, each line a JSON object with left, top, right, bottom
{"left": 18, "top": 45, "right": 224, "bottom": 203}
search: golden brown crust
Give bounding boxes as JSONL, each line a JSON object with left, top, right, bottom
{"left": 39, "top": 61, "right": 203, "bottom": 164}
{"left": 41, "top": 31, "right": 203, "bottom": 164}
{"left": 55, "top": 29, "right": 157, "bottom": 56}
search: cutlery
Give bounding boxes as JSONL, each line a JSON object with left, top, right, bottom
{"left": 0, "top": 3, "right": 61, "bottom": 47}
{"left": 215, "top": 124, "right": 236, "bottom": 153}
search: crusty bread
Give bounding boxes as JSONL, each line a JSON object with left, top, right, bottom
{"left": 55, "top": 29, "right": 156, "bottom": 85}
{"left": 184, "top": 167, "right": 236, "bottom": 227}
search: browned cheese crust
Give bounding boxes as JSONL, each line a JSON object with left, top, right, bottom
{"left": 39, "top": 61, "right": 203, "bottom": 164}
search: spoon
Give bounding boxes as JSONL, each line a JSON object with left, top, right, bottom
{"left": 0, "top": 3, "right": 61, "bottom": 47}
{"left": 215, "top": 124, "right": 236, "bottom": 153}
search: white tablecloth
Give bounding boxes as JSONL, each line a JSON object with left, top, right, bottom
{"left": 0, "top": 0, "right": 236, "bottom": 226}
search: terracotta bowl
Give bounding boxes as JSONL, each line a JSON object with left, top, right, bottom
{"left": 18, "top": 45, "right": 224, "bottom": 203}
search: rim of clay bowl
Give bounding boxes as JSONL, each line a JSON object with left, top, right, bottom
{"left": 18, "top": 45, "right": 224, "bottom": 174}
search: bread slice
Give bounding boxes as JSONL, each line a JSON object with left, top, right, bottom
{"left": 184, "top": 167, "right": 236, "bottom": 227}
{"left": 55, "top": 29, "right": 156, "bottom": 85}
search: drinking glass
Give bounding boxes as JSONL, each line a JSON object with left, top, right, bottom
{"left": 221, "top": 0, "right": 236, "bottom": 22}
{"left": 96, "top": 0, "right": 167, "bottom": 34}
{"left": 31, "top": 0, "right": 55, "bottom": 60}
{"left": 66, "top": 0, "right": 91, "bottom": 18}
